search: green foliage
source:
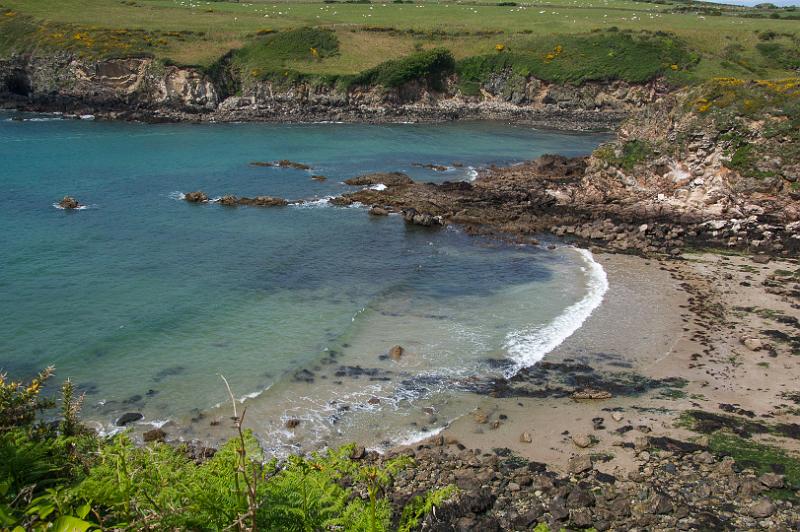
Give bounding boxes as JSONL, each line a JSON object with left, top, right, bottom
{"left": 594, "top": 139, "right": 653, "bottom": 170}
{"left": 350, "top": 48, "right": 456, "bottom": 89}
{"left": 0, "top": 368, "right": 456, "bottom": 531}
{"left": 457, "top": 30, "right": 697, "bottom": 87}
{"left": 708, "top": 433, "right": 800, "bottom": 492}
{"left": 756, "top": 41, "right": 800, "bottom": 70}
{"left": 398, "top": 484, "right": 458, "bottom": 532}
{"left": 234, "top": 27, "right": 340, "bottom": 80}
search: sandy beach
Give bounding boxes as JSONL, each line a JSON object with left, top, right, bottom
{"left": 435, "top": 251, "right": 800, "bottom": 475}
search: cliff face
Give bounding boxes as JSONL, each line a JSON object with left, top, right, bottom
{"left": 0, "top": 54, "right": 667, "bottom": 127}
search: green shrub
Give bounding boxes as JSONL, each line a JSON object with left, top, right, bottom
{"left": 351, "top": 48, "right": 456, "bottom": 89}
{"left": 457, "top": 30, "right": 697, "bottom": 86}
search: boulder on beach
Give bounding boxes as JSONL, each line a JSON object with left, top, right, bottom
{"left": 184, "top": 191, "right": 208, "bottom": 203}
{"left": 58, "top": 196, "right": 81, "bottom": 209}
{"left": 344, "top": 172, "right": 413, "bottom": 187}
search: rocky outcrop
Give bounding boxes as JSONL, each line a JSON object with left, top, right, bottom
{"left": 344, "top": 172, "right": 413, "bottom": 187}
{"left": 58, "top": 196, "right": 80, "bottom": 209}
{"left": 0, "top": 54, "right": 668, "bottom": 128}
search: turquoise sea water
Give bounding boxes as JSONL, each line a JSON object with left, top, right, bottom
{"left": 0, "top": 114, "right": 610, "bottom": 450}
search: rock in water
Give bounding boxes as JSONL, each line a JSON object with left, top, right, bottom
{"left": 285, "top": 418, "right": 301, "bottom": 429}
{"left": 311, "top": 175, "right": 327, "bottom": 181}
{"left": 58, "top": 196, "right": 80, "bottom": 209}
{"left": 388, "top": 345, "right": 404, "bottom": 360}
{"left": 116, "top": 412, "right": 143, "bottom": 426}
{"left": 184, "top": 191, "right": 208, "bottom": 203}
{"left": 344, "top": 172, "right": 413, "bottom": 187}
{"left": 369, "top": 206, "right": 389, "bottom": 216}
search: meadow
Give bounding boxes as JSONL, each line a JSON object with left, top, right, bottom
{"left": 0, "top": 0, "right": 798, "bottom": 85}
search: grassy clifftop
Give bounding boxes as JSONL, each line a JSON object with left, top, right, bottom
{"left": 0, "top": 0, "right": 799, "bottom": 90}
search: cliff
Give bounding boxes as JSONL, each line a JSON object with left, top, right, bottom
{"left": 0, "top": 53, "right": 667, "bottom": 128}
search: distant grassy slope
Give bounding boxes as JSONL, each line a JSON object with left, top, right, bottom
{"left": 0, "top": 0, "right": 797, "bottom": 83}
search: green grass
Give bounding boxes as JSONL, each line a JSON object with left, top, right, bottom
{"left": 0, "top": 0, "right": 798, "bottom": 82}
{"left": 709, "top": 432, "right": 800, "bottom": 495}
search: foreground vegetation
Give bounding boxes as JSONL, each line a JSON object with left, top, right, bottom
{"left": 0, "top": 0, "right": 799, "bottom": 90}
{"left": 0, "top": 369, "right": 454, "bottom": 531}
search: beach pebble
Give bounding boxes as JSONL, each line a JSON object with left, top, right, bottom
{"left": 572, "top": 434, "right": 593, "bottom": 448}
{"left": 749, "top": 498, "right": 776, "bottom": 518}
{"left": 519, "top": 432, "right": 533, "bottom": 443}
{"left": 741, "top": 337, "right": 763, "bottom": 351}
{"left": 388, "top": 345, "right": 404, "bottom": 360}
{"left": 611, "top": 412, "right": 624, "bottom": 422}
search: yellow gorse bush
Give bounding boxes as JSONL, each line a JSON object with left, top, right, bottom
{"left": 0, "top": 366, "right": 55, "bottom": 431}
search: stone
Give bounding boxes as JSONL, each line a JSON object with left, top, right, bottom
{"left": 759, "top": 472, "right": 784, "bottom": 489}
{"left": 749, "top": 498, "right": 776, "bottom": 518}
{"left": 472, "top": 409, "right": 489, "bottom": 424}
{"left": 367, "top": 397, "right": 381, "bottom": 405}
{"left": 611, "top": 412, "right": 624, "bottom": 422}
{"left": 567, "top": 455, "right": 592, "bottom": 475}
{"left": 350, "top": 445, "right": 366, "bottom": 460}
{"left": 183, "top": 191, "right": 208, "bottom": 203}
{"left": 572, "top": 434, "right": 593, "bottom": 448}
{"left": 570, "top": 508, "right": 593, "bottom": 527}
{"left": 520, "top": 431, "right": 533, "bottom": 443}
{"left": 142, "top": 428, "right": 166, "bottom": 443}
{"left": 311, "top": 175, "right": 327, "bottom": 181}
{"left": 741, "top": 337, "right": 763, "bottom": 351}
{"left": 285, "top": 418, "right": 300, "bottom": 429}
{"left": 369, "top": 206, "right": 389, "bottom": 216}
{"left": 116, "top": 412, "right": 143, "bottom": 426}
{"left": 58, "top": 196, "right": 80, "bottom": 209}
{"left": 388, "top": 345, "right": 404, "bottom": 360}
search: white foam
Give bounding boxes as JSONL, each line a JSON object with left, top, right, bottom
{"left": 291, "top": 196, "right": 333, "bottom": 208}
{"left": 168, "top": 191, "right": 186, "bottom": 201}
{"left": 79, "top": 114, "right": 95, "bottom": 120}
{"left": 503, "top": 247, "right": 608, "bottom": 377}
{"left": 238, "top": 384, "right": 272, "bottom": 402}
{"left": 388, "top": 424, "right": 448, "bottom": 449}
{"left": 52, "top": 203, "right": 91, "bottom": 210}
{"left": 466, "top": 166, "right": 479, "bottom": 181}
{"left": 367, "top": 183, "right": 387, "bottom": 191}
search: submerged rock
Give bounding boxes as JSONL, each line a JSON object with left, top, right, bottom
{"left": 249, "top": 160, "right": 311, "bottom": 170}
{"left": 311, "top": 175, "right": 327, "bottom": 181}
{"left": 116, "top": 412, "right": 143, "bottom": 426}
{"left": 58, "top": 196, "right": 81, "bottom": 209}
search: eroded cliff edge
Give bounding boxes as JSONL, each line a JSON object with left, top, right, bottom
{"left": 0, "top": 53, "right": 666, "bottom": 128}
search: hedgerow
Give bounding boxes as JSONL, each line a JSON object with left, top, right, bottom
{"left": 349, "top": 48, "right": 456, "bottom": 90}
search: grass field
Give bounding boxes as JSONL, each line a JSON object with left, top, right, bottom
{"left": 0, "top": 0, "right": 798, "bottom": 84}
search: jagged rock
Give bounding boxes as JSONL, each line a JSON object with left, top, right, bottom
{"left": 58, "top": 196, "right": 80, "bottom": 209}
{"left": 236, "top": 196, "right": 288, "bottom": 207}
{"left": 369, "top": 206, "right": 389, "bottom": 216}
{"left": 184, "top": 191, "right": 208, "bottom": 203}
